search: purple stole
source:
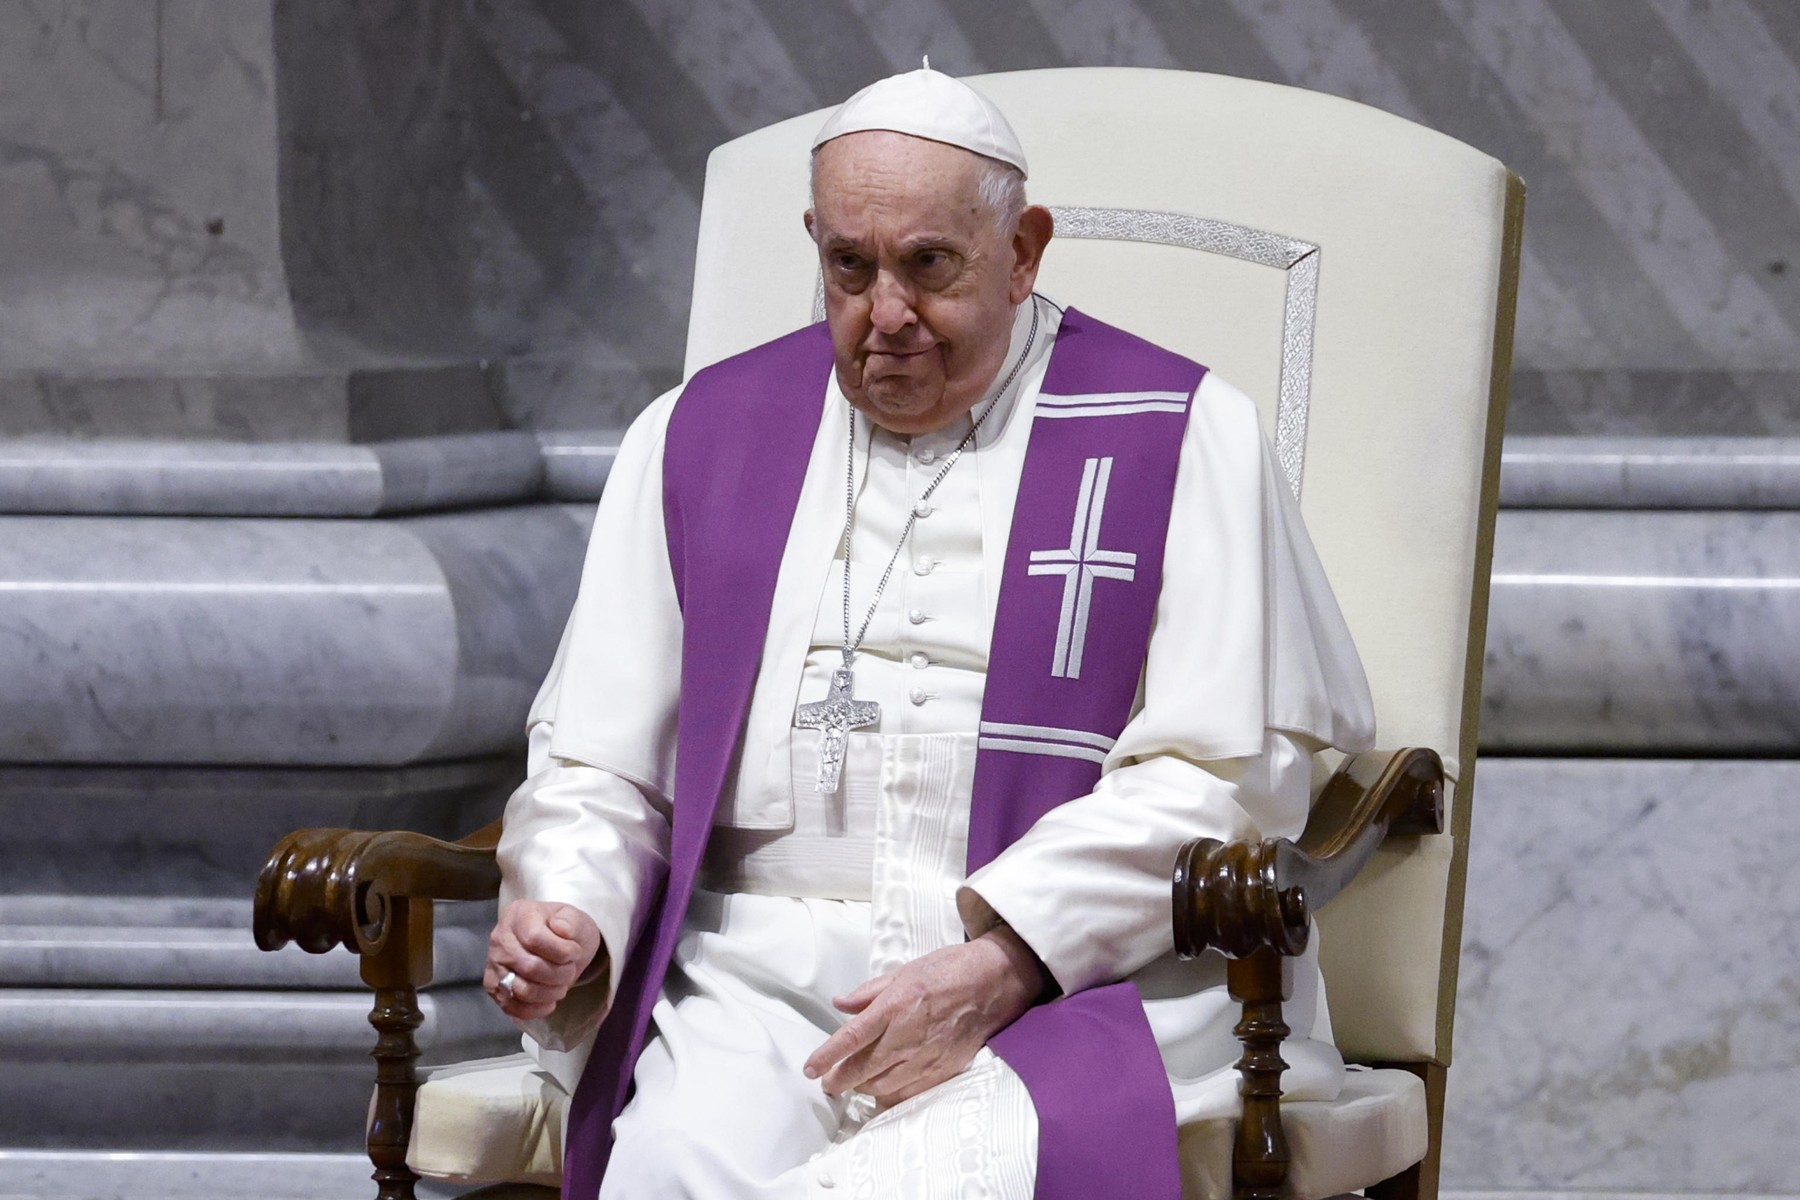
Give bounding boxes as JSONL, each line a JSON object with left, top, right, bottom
{"left": 563, "top": 309, "right": 1202, "bottom": 1200}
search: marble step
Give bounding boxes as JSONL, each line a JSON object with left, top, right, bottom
{"left": 0, "top": 506, "right": 585, "bottom": 766}
{"left": 1500, "top": 436, "right": 1800, "bottom": 509}
{"left": 0, "top": 434, "right": 545, "bottom": 517}
{"left": 0, "top": 985, "right": 517, "bottom": 1148}
{"left": 1480, "top": 509, "right": 1800, "bottom": 752}
{"left": 0, "top": 897, "right": 492, "bottom": 989}
{"left": 0, "top": 759, "right": 517, "bottom": 898}
{"left": 0, "top": 1150, "right": 474, "bottom": 1200}
{"left": 0, "top": 430, "right": 619, "bottom": 517}
{"left": 0, "top": 365, "right": 508, "bottom": 444}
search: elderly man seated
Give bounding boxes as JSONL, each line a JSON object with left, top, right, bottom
{"left": 482, "top": 65, "right": 1373, "bottom": 1200}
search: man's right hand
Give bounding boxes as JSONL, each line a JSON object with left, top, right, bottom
{"left": 486, "top": 900, "right": 604, "bottom": 1021}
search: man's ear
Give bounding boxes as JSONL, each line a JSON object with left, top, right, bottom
{"left": 804, "top": 209, "right": 818, "bottom": 242}
{"left": 1008, "top": 205, "right": 1055, "bottom": 305}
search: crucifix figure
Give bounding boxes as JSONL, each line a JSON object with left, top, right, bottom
{"left": 1027, "top": 455, "right": 1138, "bottom": 680}
{"left": 795, "top": 656, "right": 881, "bottom": 792}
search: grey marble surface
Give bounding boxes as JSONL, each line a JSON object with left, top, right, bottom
{"left": 0, "top": 365, "right": 508, "bottom": 443}
{"left": 0, "top": 433, "right": 542, "bottom": 517}
{"left": 0, "top": 758, "right": 517, "bottom": 897}
{"left": 1442, "top": 757, "right": 1800, "bottom": 1194}
{"left": 1501, "top": 436, "right": 1800, "bottom": 509}
{"left": 0, "top": 982, "right": 518, "bottom": 1148}
{"left": 537, "top": 431, "right": 619, "bottom": 501}
{"left": 0, "top": 896, "right": 492, "bottom": 990}
{"left": 0, "top": 506, "right": 584, "bottom": 765}
{"left": 1505, "top": 371, "right": 1800, "bottom": 437}
{"left": 0, "top": 985, "right": 512, "bottom": 1065}
{"left": 1480, "top": 509, "right": 1800, "bottom": 752}
{"left": 0, "top": 2, "right": 300, "bottom": 373}
{"left": 0, "top": 1151, "right": 472, "bottom": 1200}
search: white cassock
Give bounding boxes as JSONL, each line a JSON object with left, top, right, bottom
{"left": 497, "top": 296, "right": 1376, "bottom": 1199}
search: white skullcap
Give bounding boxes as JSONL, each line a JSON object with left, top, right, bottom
{"left": 812, "top": 58, "right": 1028, "bottom": 177}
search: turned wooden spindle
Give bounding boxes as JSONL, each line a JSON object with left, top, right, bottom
{"left": 1227, "top": 946, "right": 1293, "bottom": 1200}
{"left": 360, "top": 895, "right": 434, "bottom": 1200}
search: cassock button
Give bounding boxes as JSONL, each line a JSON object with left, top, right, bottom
{"left": 908, "top": 686, "right": 928, "bottom": 705}
{"left": 912, "top": 557, "right": 935, "bottom": 576}
{"left": 915, "top": 447, "right": 937, "bottom": 465}
{"left": 908, "top": 608, "right": 927, "bottom": 625}
{"left": 816, "top": 1167, "right": 836, "bottom": 1188}
{"left": 912, "top": 499, "right": 932, "bottom": 518}
{"left": 909, "top": 652, "right": 929, "bottom": 670}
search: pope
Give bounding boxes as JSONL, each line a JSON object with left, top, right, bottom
{"left": 483, "top": 64, "right": 1375, "bottom": 1200}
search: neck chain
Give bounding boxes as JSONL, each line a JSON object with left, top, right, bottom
{"left": 794, "top": 296, "right": 1041, "bottom": 794}
{"left": 838, "top": 295, "right": 1040, "bottom": 665}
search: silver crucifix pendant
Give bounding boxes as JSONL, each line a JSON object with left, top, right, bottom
{"left": 795, "top": 663, "right": 881, "bottom": 793}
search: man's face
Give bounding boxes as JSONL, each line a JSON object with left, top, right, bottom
{"left": 805, "top": 132, "right": 1047, "bottom": 435}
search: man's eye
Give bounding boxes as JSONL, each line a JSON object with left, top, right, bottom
{"left": 833, "top": 254, "right": 865, "bottom": 272}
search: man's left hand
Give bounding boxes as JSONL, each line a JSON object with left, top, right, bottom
{"left": 803, "top": 924, "right": 1051, "bottom": 1106}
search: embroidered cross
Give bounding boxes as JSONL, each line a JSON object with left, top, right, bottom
{"left": 1027, "top": 456, "right": 1138, "bottom": 680}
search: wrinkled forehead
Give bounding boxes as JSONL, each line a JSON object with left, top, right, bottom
{"left": 810, "top": 132, "right": 989, "bottom": 233}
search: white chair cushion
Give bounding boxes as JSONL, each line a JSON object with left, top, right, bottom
{"left": 407, "top": 1053, "right": 564, "bottom": 1188}
{"left": 406, "top": 1055, "right": 1425, "bottom": 1198}
{"left": 1180, "top": 1066, "right": 1428, "bottom": 1199}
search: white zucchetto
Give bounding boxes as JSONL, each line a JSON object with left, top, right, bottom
{"left": 812, "top": 60, "right": 1029, "bottom": 177}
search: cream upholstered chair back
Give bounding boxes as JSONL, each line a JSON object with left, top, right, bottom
{"left": 684, "top": 67, "right": 1521, "bottom": 1071}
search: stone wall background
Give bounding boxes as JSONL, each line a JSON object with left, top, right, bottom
{"left": 4, "top": 0, "right": 1798, "bottom": 426}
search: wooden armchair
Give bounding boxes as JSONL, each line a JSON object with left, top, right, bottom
{"left": 257, "top": 65, "right": 1520, "bottom": 1200}
{"left": 256, "top": 747, "right": 1453, "bottom": 1200}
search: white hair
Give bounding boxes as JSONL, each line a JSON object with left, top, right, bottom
{"left": 809, "top": 146, "right": 1028, "bottom": 239}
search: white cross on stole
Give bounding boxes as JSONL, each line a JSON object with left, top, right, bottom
{"left": 1027, "top": 456, "right": 1137, "bottom": 680}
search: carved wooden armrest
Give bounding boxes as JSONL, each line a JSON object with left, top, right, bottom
{"left": 253, "top": 820, "right": 503, "bottom": 958}
{"left": 1169, "top": 747, "right": 1447, "bottom": 1200}
{"left": 1172, "top": 747, "right": 1444, "bottom": 961}
{"left": 253, "top": 819, "right": 504, "bottom": 1200}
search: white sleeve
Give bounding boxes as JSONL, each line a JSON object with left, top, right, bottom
{"left": 956, "top": 374, "right": 1374, "bottom": 995}
{"left": 495, "top": 389, "right": 683, "bottom": 1049}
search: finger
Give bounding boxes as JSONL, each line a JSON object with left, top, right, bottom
{"left": 495, "top": 989, "right": 559, "bottom": 1021}
{"left": 832, "top": 971, "right": 895, "bottom": 1014}
{"left": 517, "top": 923, "right": 586, "bottom": 968}
{"left": 858, "top": 1059, "right": 930, "bottom": 1106}
{"left": 496, "top": 949, "right": 569, "bottom": 988}
{"left": 488, "top": 968, "right": 567, "bottom": 1014}
{"left": 546, "top": 907, "right": 598, "bottom": 949}
{"left": 803, "top": 1008, "right": 888, "bottom": 1081}
{"left": 489, "top": 927, "right": 571, "bottom": 987}
{"left": 821, "top": 1037, "right": 900, "bottom": 1097}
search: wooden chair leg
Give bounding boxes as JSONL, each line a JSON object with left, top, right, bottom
{"left": 1364, "top": 1061, "right": 1447, "bottom": 1200}
{"left": 1228, "top": 947, "right": 1294, "bottom": 1200}
{"left": 361, "top": 896, "right": 435, "bottom": 1200}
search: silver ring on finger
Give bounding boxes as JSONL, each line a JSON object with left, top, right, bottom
{"left": 498, "top": 970, "right": 518, "bottom": 997}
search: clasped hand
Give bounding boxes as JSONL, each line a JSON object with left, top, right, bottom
{"left": 486, "top": 899, "right": 603, "bottom": 1021}
{"left": 803, "top": 925, "right": 1049, "bottom": 1107}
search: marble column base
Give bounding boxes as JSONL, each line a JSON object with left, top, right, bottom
{"left": 1443, "top": 757, "right": 1800, "bottom": 1194}
{"left": 1480, "top": 510, "right": 1800, "bottom": 752}
{"left": 1501, "top": 437, "right": 1800, "bottom": 509}
{"left": 0, "top": 366, "right": 509, "bottom": 443}
{"left": 0, "top": 505, "right": 586, "bottom": 765}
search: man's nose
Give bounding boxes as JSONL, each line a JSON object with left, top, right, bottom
{"left": 869, "top": 271, "right": 916, "bottom": 335}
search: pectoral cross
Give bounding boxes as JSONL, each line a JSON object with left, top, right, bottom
{"left": 795, "top": 658, "right": 881, "bottom": 793}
